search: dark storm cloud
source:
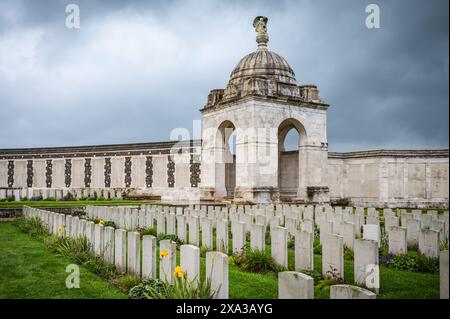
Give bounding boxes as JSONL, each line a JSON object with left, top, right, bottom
{"left": 0, "top": 0, "right": 448, "bottom": 151}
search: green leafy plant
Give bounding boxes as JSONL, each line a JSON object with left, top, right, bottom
{"left": 344, "top": 246, "right": 354, "bottom": 260}
{"left": 113, "top": 275, "right": 142, "bottom": 293}
{"left": 157, "top": 234, "right": 183, "bottom": 247}
{"left": 137, "top": 227, "right": 157, "bottom": 238}
{"left": 44, "top": 235, "right": 92, "bottom": 264}
{"left": 129, "top": 278, "right": 167, "bottom": 299}
{"left": 301, "top": 269, "right": 323, "bottom": 285}
{"left": 313, "top": 237, "right": 322, "bottom": 255}
{"left": 232, "top": 249, "right": 278, "bottom": 273}
{"left": 387, "top": 253, "right": 439, "bottom": 273}
{"left": 14, "top": 217, "right": 48, "bottom": 239}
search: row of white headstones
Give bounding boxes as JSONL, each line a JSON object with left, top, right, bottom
{"left": 23, "top": 205, "right": 449, "bottom": 299}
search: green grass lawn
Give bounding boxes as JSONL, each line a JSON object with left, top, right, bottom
{"left": 0, "top": 220, "right": 440, "bottom": 299}
{"left": 0, "top": 222, "right": 127, "bottom": 299}
{"left": 0, "top": 200, "right": 159, "bottom": 209}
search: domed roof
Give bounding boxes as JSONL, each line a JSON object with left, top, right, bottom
{"left": 229, "top": 49, "right": 297, "bottom": 86}
{"left": 204, "top": 16, "right": 326, "bottom": 110}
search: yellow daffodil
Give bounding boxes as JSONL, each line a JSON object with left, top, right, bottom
{"left": 99, "top": 219, "right": 105, "bottom": 225}
{"left": 174, "top": 265, "right": 184, "bottom": 278}
{"left": 160, "top": 250, "right": 168, "bottom": 258}
{"left": 57, "top": 226, "right": 63, "bottom": 233}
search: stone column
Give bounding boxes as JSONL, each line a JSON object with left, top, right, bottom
{"left": 206, "top": 251, "right": 228, "bottom": 299}
{"left": 159, "top": 239, "right": 176, "bottom": 284}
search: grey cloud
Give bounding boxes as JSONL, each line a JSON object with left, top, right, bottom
{"left": 0, "top": 0, "right": 448, "bottom": 152}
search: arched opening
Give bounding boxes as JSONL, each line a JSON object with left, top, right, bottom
{"left": 278, "top": 118, "right": 306, "bottom": 200}
{"left": 215, "top": 121, "right": 236, "bottom": 198}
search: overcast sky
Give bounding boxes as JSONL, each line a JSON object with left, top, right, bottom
{"left": 0, "top": 0, "right": 448, "bottom": 151}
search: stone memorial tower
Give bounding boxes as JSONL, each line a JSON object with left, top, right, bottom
{"left": 200, "top": 16, "right": 330, "bottom": 204}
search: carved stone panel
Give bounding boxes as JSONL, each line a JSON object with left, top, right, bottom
{"left": 145, "top": 156, "right": 153, "bottom": 188}
{"left": 7, "top": 161, "right": 14, "bottom": 188}
{"left": 26, "top": 160, "right": 33, "bottom": 187}
{"left": 190, "top": 154, "right": 201, "bottom": 188}
{"left": 84, "top": 158, "right": 92, "bottom": 188}
{"left": 167, "top": 156, "right": 175, "bottom": 188}
{"left": 64, "top": 159, "right": 71, "bottom": 188}
{"left": 46, "top": 160, "right": 53, "bottom": 188}
{"left": 104, "top": 158, "right": 111, "bottom": 188}
{"left": 124, "top": 157, "right": 132, "bottom": 188}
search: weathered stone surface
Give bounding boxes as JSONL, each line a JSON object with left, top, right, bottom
{"left": 322, "top": 233, "right": 344, "bottom": 280}
{"left": 180, "top": 244, "right": 200, "bottom": 284}
{"left": 278, "top": 271, "right": 314, "bottom": 299}
{"left": 271, "top": 226, "right": 288, "bottom": 267}
{"left": 354, "top": 239, "right": 379, "bottom": 289}
{"left": 418, "top": 229, "right": 440, "bottom": 257}
{"left": 250, "top": 223, "right": 265, "bottom": 251}
{"left": 114, "top": 229, "right": 127, "bottom": 272}
{"left": 231, "top": 221, "right": 246, "bottom": 254}
{"left": 142, "top": 235, "right": 157, "bottom": 278}
{"left": 103, "top": 226, "right": 115, "bottom": 264}
{"left": 295, "top": 230, "right": 314, "bottom": 271}
{"left": 388, "top": 226, "right": 407, "bottom": 255}
{"left": 330, "top": 285, "right": 376, "bottom": 299}
{"left": 127, "top": 231, "right": 141, "bottom": 276}
{"left": 159, "top": 239, "right": 176, "bottom": 284}
{"left": 206, "top": 251, "right": 228, "bottom": 299}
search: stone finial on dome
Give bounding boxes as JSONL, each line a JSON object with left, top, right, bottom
{"left": 253, "top": 16, "right": 269, "bottom": 50}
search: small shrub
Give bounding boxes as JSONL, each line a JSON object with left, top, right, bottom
{"left": 114, "top": 275, "right": 142, "bottom": 293}
{"left": 387, "top": 253, "right": 439, "bottom": 273}
{"left": 14, "top": 217, "right": 48, "bottom": 239}
{"left": 137, "top": 227, "right": 157, "bottom": 238}
{"left": 20, "top": 196, "right": 28, "bottom": 201}
{"left": 313, "top": 237, "right": 322, "bottom": 255}
{"left": 344, "top": 246, "right": 354, "bottom": 260}
{"left": 232, "top": 249, "right": 278, "bottom": 273}
{"left": 44, "top": 235, "right": 92, "bottom": 264}
{"left": 135, "top": 274, "right": 217, "bottom": 299}
{"left": 301, "top": 269, "right": 323, "bottom": 285}
{"left": 129, "top": 278, "right": 167, "bottom": 299}
{"left": 46, "top": 197, "right": 56, "bottom": 201}
{"left": 83, "top": 256, "right": 118, "bottom": 279}
{"left": 157, "top": 234, "right": 183, "bottom": 247}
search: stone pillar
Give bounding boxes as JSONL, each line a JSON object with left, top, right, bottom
{"left": 93, "top": 224, "right": 104, "bottom": 256}
{"left": 354, "top": 239, "right": 379, "bottom": 290}
{"left": 142, "top": 235, "right": 157, "bottom": 279}
{"left": 176, "top": 215, "right": 186, "bottom": 242}
{"left": 159, "top": 239, "right": 176, "bottom": 284}
{"left": 388, "top": 226, "right": 407, "bottom": 255}
{"left": 166, "top": 213, "right": 176, "bottom": 235}
{"left": 127, "top": 231, "right": 141, "bottom": 276}
{"left": 419, "top": 229, "right": 440, "bottom": 257}
{"left": 295, "top": 230, "right": 314, "bottom": 271}
{"left": 271, "top": 226, "right": 288, "bottom": 267}
{"left": 114, "top": 229, "right": 127, "bottom": 273}
{"left": 406, "top": 219, "right": 421, "bottom": 249}
{"left": 363, "top": 224, "right": 380, "bottom": 248}
{"left": 188, "top": 216, "right": 199, "bottom": 246}
{"left": 250, "top": 223, "right": 265, "bottom": 252}
{"left": 103, "top": 226, "right": 115, "bottom": 264}
{"left": 206, "top": 251, "right": 228, "bottom": 299}
{"left": 180, "top": 244, "right": 201, "bottom": 285}
{"left": 322, "top": 233, "right": 344, "bottom": 280}
{"left": 231, "top": 221, "right": 246, "bottom": 254}
{"left": 201, "top": 218, "right": 213, "bottom": 249}
{"left": 216, "top": 219, "right": 229, "bottom": 253}
{"left": 278, "top": 271, "right": 314, "bottom": 299}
